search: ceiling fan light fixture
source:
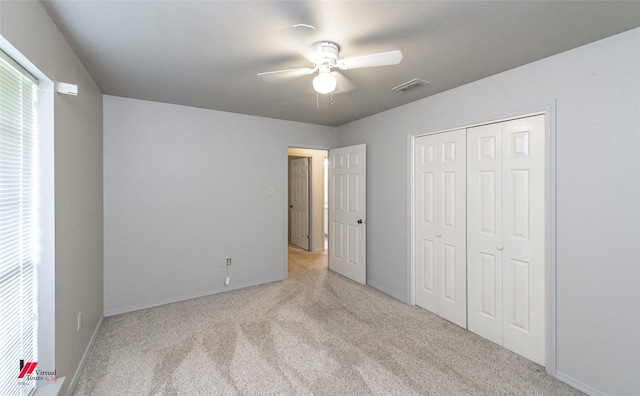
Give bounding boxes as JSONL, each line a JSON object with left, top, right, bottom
{"left": 313, "top": 71, "right": 337, "bottom": 94}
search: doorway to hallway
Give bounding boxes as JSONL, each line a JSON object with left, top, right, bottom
{"left": 287, "top": 147, "right": 329, "bottom": 274}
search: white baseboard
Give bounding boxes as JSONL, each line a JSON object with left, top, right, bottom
{"left": 104, "top": 275, "right": 285, "bottom": 317}
{"left": 367, "top": 279, "right": 409, "bottom": 304}
{"left": 66, "top": 315, "right": 104, "bottom": 396}
{"left": 554, "top": 371, "right": 608, "bottom": 396}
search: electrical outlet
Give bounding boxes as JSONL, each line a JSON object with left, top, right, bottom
{"left": 77, "top": 312, "right": 82, "bottom": 331}
{"left": 226, "top": 258, "right": 231, "bottom": 266}
{"left": 224, "top": 276, "right": 230, "bottom": 286}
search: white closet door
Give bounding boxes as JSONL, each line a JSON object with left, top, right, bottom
{"left": 414, "top": 133, "right": 438, "bottom": 313}
{"left": 414, "top": 129, "right": 467, "bottom": 328}
{"left": 467, "top": 114, "right": 546, "bottom": 366}
{"left": 501, "top": 115, "right": 546, "bottom": 365}
{"left": 467, "top": 122, "right": 503, "bottom": 344}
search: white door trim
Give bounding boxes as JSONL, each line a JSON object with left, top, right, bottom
{"left": 408, "top": 101, "right": 557, "bottom": 375}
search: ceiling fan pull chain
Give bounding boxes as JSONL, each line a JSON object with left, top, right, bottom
{"left": 329, "top": 92, "right": 334, "bottom": 105}
{"left": 316, "top": 92, "right": 320, "bottom": 109}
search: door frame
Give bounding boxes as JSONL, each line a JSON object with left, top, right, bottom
{"left": 408, "top": 101, "right": 557, "bottom": 375}
{"left": 284, "top": 144, "right": 330, "bottom": 274}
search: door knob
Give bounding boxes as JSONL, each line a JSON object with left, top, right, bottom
{"left": 496, "top": 244, "right": 503, "bottom": 250}
{"left": 357, "top": 219, "right": 363, "bottom": 224}
{"left": 436, "top": 232, "right": 441, "bottom": 237}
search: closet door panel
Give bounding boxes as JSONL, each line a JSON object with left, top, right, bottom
{"left": 468, "top": 115, "right": 546, "bottom": 366}
{"left": 414, "top": 134, "right": 438, "bottom": 313}
{"left": 436, "top": 129, "right": 467, "bottom": 327}
{"left": 501, "top": 115, "right": 546, "bottom": 366}
{"left": 414, "top": 130, "right": 466, "bottom": 328}
{"left": 467, "top": 122, "right": 503, "bottom": 344}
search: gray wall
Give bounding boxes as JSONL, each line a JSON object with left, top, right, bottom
{"left": 103, "top": 96, "right": 337, "bottom": 315}
{"left": 336, "top": 28, "right": 640, "bottom": 395}
{"left": 0, "top": 2, "right": 104, "bottom": 395}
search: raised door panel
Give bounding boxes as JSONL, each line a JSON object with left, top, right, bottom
{"left": 480, "top": 252, "right": 499, "bottom": 321}
{"left": 330, "top": 169, "right": 345, "bottom": 261}
{"left": 441, "top": 243, "right": 456, "bottom": 302}
{"left": 420, "top": 239, "right": 435, "bottom": 294}
{"left": 330, "top": 153, "right": 347, "bottom": 265}
{"left": 331, "top": 221, "right": 344, "bottom": 260}
{"left": 347, "top": 224, "right": 360, "bottom": 265}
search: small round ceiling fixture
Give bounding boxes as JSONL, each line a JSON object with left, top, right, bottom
{"left": 313, "top": 68, "right": 337, "bottom": 94}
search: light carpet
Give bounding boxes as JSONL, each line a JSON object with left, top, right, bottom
{"left": 73, "top": 246, "right": 582, "bottom": 395}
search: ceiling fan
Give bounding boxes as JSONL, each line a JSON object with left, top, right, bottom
{"left": 257, "top": 41, "right": 403, "bottom": 95}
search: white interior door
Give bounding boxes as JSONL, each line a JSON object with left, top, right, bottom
{"left": 501, "top": 115, "right": 546, "bottom": 365}
{"left": 328, "top": 144, "right": 366, "bottom": 284}
{"left": 467, "top": 122, "right": 504, "bottom": 345}
{"left": 414, "top": 129, "right": 467, "bottom": 328}
{"left": 467, "top": 114, "right": 546, "bottom": 365}
{"left": 290, "top": 157, "right": 310, "bottom": 250}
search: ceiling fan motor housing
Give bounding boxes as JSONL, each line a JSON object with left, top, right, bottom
{"left": 310, "top": 41, "right": 340, "bottom": 67}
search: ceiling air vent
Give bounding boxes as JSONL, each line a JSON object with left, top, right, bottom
{"left": 392, "top": 78, "right": 430, "bottom": 92}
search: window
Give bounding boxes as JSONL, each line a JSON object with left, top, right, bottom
{"left": 0, "top": 50, "right": 39, "bottom": 396}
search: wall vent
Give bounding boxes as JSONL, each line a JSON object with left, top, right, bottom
{"left": 392, "top": 78, "right": 430, "bottom": 92}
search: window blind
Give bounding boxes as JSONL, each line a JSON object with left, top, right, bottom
{"left": 0, "top": 50, "right": 39, "bottom": 396}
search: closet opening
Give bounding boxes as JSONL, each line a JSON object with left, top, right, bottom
{"left": 410, "top": 109, "right": 556, "bottom": 372}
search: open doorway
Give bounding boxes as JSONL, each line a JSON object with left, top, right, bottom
{"left": 287, "top": 147, "right": 328, "bottom": 274}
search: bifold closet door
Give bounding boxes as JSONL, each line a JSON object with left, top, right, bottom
{"left": 414, "top": 129, "right": 467, "bottom": 328}
{"left": 467, "top": 114, "right": 546, "bottom": 365}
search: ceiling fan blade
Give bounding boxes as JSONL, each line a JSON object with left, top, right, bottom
{"left": 333, "top": 71, "right": 355, "bottom": 94}
{"left": 257, "top": 67, "right": 315, "bottom": 82}
{"left": 276, "top": 24, "right": 319, "bottom": 59}
{"left": 337, "top": 50, "right": 403, "bottom": 70}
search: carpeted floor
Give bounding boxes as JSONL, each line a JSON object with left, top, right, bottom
{"left": 72, "top": 245, "right": 582, "bottom": 395}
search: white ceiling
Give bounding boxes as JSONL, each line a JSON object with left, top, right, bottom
{"left": 42, "top": 1, "right": 640, "bottom": 127}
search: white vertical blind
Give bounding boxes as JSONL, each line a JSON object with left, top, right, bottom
{"left": 0, "top": 51, "right": 38, "bottom": 396}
